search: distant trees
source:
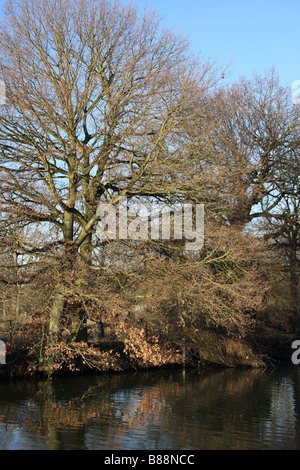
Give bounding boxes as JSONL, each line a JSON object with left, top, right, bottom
{"left": 263, "top": 149, "right": 300, "bottom": 328}
{"left": 197, "top": 70, "right": 300, "bottom": 328}
{"left": 205, "top": 70, "right": 299, "bottom": 226}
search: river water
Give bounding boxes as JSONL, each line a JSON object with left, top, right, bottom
{"left": 1, "top": 364, "right": 300, "bottom": 450}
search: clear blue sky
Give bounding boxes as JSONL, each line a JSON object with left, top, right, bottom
{"left": 0, "top": 0, "right": 299, "bottom": 88}
{"left": 125, "top": 0, "right": 300, "bottom": 88}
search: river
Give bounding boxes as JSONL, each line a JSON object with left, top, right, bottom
{"left": 0, "top": 364, "right": 300, "bottom": 450}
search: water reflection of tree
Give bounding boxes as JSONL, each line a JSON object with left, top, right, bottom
{"left": 1, "top": 368, "right": 300, "bottom": 449}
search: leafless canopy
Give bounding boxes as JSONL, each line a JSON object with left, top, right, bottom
{"left": 0, "top": 0, "right": 219, "bottom": 258}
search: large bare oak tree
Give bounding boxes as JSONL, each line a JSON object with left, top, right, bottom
{"left": 0, "top": 0, "right": 220, "bottom": 353}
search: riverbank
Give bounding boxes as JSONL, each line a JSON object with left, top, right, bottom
{"left": 0, "top": 320, "right": 295, "bottom": 380}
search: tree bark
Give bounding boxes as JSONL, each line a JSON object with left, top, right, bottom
{"left": 49, "top": 292, "right": 65, "bottom": 340}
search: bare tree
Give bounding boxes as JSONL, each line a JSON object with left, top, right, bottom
{"left": 205, "top": 69, "right": 300, "bottom": 228}
{"left": 263, "top": 149, "right": 300, "bottom": 328}
{"left": 0, "top": 0, "right": 221, "bottom": 366}
{"left": 198, "top": 69, "right": 300, "bottom": 329}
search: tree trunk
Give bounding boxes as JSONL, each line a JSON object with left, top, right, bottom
{"left": 40, "top": 238, "right": 91, "bottom": 376}
{"left": 49, "top": 292, "right": 65, "bottom": 340}
{"left": 40, "top": 210, "right": 75, "bottom": 375}
{"left": 39, "top": 290, "right": 65, "bottom": 376}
